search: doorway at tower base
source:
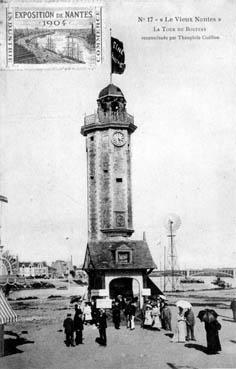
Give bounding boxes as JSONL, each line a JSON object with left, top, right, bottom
{"left": 106, "top": 272, "right": 145, "bottom": 307}
{"left": 90, "top": 288, "right": 155, "bottom": 309}
{"left": 109, "top": 277, "right": 136, "bottom": 300}
{"left": 83, "top": 239, "right": 158, "bottom": 308}
{"left": 89, "top": 276, "right": 161, "bottom": 308}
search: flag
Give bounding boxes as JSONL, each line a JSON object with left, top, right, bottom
{"left": 0, "top": 195, "right": 8, "bottom": 203}
{"left": 111, "top": 37, "right": 126, "bottom": 74}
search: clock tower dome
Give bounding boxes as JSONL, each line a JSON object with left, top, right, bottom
{"left": 81, "top": 84, "right": 157, "bottom": 306}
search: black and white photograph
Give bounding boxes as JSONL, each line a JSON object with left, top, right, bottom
{"left": 0, "top": 0, "right": 236, "bottom": 368}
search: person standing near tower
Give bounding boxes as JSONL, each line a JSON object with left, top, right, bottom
{"left": 63, "top": 313, "right": 74, "bottom": 347}
{"left": 96, "top": 309, "right": 107, "bottom": 346}
{"left": 204, "top": 318, "right": 222, "bottom": 354}
{"left": 129, "top": 299, "right": 136, "bottom": 330}
{"left": 83, "top": 302, "right": 92, "bottom": 325}
{"left": 112, "top": 301, "right": 121, "bottom": 329}
{"left": 185, "top": 307, "right": 196, "bottom": 341}
{"left": 171, "top": 307, "right": 186, "bottom": 343}
{"left": 161, "top": 302, "right": 172, "bottom": 331}
{"left": 74, "top": 305, "right": 84, "bottom": 345}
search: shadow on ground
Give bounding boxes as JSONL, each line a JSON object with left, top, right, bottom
{"left": 3, "top": 331, "right": 34, "bottom": 356}
{"left": 167, "top": 362, "right": 199, "bottom": 369}
{"left": 185, "top": 343, "right": 208, "bottom": 354}
{"left": 230, "top": 340, "right": 236, "bottom": 344}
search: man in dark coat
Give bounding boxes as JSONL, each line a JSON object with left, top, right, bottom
{"left": 74, "top": 305, "right": 84, "bottom": 345}
{"left": 124, "top": 300, "right": 132, "bottom": 328}
{"left": 97, "top": 309, "right": 107, "bottom": 346}
{"left": 230, "top": 298, "right": 236, "bottom": 321}
{"left": 161, "top": 303, "right": 172, "bottom": 331}
{"left": 185, "top": 308, "right": 196, "bottom": 341}
{"left": 112, "top": 302, "right": 121, "bottom": 329}
{"left": 63, "top": 313, "right": 74, "bottom": 347}
{"left": 205, "top": 319, "right": 221, "bottom": 354}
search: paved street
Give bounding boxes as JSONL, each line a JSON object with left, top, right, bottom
{"left": 1, "top": 306, "right": 236, "bottom": 369}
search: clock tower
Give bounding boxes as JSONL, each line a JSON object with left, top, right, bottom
{"left": 81, "top": 84, "right": 157, "bottom": 306}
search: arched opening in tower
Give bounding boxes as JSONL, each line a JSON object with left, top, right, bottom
{"left": 109, "top": 277, "right": 139, "bottom": 300}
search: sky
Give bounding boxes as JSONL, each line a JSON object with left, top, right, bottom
{"left": 1, "top": 0, "right": 236, "bottom": 269}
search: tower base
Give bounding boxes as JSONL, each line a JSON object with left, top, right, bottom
{"left": 83, "top": 239, "right": 158, "bottom": 308}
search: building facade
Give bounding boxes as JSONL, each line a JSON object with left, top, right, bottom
{"left": 18, "top": 262, "right": 49, "bottom": 278}
{"left": 81, "top": 84, "right": 157, "bottom": 306}
{"left": 51, "top": 260, "right": 73, "bottom": 278}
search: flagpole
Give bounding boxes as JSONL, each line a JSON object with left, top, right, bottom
{"left": 110, "top": 28, "right": 112, "bottom": 84}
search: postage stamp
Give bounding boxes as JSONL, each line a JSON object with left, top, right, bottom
{"left": 0, "top": 1, "right": 103, "bottom": 69}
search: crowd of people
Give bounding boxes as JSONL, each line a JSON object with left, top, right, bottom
{"left": 63, "top": 295, "right": 227, "bottom": 355}
{"left": 142, "top": 297, "right": 171, "bottom": 331}
{"left": 141, "top": 297, "right": 222, "bottom": 355}
{"left": 63, "top": 302, "right": 108, "bottom": 347}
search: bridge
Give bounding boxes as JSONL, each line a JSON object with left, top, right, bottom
{"left": 188, "top": 268, "right": 236, "bottom": 278}
{"left": 151, "top": 267, "right": 236, "bottom": 279}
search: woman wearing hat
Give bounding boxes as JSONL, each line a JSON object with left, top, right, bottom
{"left": 143, "top": 304, "right": 153, "bottom": 328}
{"left": 171, "top": 307, "right": 187, "bottom": 343}
{"left": 151, "top": 302, "right": 161, "bottom": 330}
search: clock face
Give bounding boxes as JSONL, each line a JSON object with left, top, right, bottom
{"left": 112, "top": 131, "right": 126, "bottom": 147}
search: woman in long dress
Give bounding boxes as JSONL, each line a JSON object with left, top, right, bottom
{"left": 143, "top": 304, "right": 153, "bottom": 328}
{"left": 151, "top": 303, "right": 161, "bottom": 330}
{"left": 205, "top": 319, "right": 221, "bottom": 354}
{"left": 172, "top": 307, "right": 187, "bottom": 342}
{"left": 198, "top": 309, "right": 222, "bottom": 354}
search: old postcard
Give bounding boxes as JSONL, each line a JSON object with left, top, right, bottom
{"left": 0, "top": 0, "right": 236, "bottom": 368}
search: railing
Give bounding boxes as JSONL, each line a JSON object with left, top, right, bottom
{"left": 84, "top": 111, "right": 134, "bottom": 126}
{"left": 84, "top": 114, "right": 98, "bottom": 125}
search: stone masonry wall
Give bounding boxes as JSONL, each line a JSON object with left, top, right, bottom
{"left": 87, "top": 128, "right": 133, "bottom": 240}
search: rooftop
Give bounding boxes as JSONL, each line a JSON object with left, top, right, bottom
{"left": 84, "top": 240, "right": 156, "bottom": 270}
{"left": 98, "top": 84, "right": 125, "bottom": 100}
